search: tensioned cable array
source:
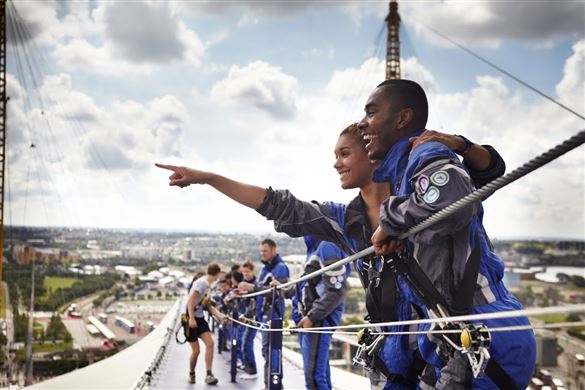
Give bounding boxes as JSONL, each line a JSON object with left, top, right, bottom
{"left": 227, "top": 304, "right": 585, "bottom": 333}
{"left": 238, "top": 129, "right": 585, "bottom": 300}
{"left": 227, "top": 313, "right": 585, "bottom": 337}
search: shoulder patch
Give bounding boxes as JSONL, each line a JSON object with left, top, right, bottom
{"left": 430, "top": 170, "right": 449, "bottom": 186}
{"left": 416, "top": 175, "right": 430, "bottom": 194}
{"left": 423, "top": 186, "right": 441, "bottom": 204}
{"left": 334, "top": 282, "right": 342, "bottom": 289}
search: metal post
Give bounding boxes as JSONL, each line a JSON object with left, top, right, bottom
{"left": 268, "top": 287, "right": 283, "bottom": 390}
{"left": 230, "top": 306, "right": 238, "bottom": 383}
{"left": 217, "top": 319, "right": 223, "bottom": 354}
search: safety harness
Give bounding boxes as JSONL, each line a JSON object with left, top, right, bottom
{"left": 383, "top": 235, "right": 518, "bottom": 390}
{"left": 344, "top": 195, "right": 424, "bottom": 386}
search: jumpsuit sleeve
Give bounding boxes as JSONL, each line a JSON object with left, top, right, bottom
{"left": 255, "top": 188, "right": 354, "bottom": 253}
{"left": 465, "top": 145, "right": 506, "bottom": 189}
{"left": 307, "top": 243, "right": 348, "bottom": 323}
{"left": 379, "top": 145, "right": 479, "bottom": 245}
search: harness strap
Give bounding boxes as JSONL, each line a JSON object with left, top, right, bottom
{"left": 385, "top": 233, "right": 517, "bottom": 390}
{"left": 485, "top": 360, "right": 518, "bottom": 390}
{"left": 365, "top": 264, "right": 398, "bottom": 322}
{"left": 452, "top": 234, "right": 482, "bottom": 316}
{"left": 372, "top": 354, "right": 417, "bottom": 388}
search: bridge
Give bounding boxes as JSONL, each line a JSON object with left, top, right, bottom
{"left": 26, "top": 298, "right": 370, "bottom": 390}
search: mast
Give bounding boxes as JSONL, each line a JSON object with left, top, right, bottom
{"left": 385, "top": 0, "right": 401, "bottom": 80}
{"left": 0, "top": 0, "right": 6, "bottom": 286}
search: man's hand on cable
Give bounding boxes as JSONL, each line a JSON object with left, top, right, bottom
{"left": 269, "top": 280, "right": 281, "bottom": 287}
{"left": 371, "top": 226, "right": 404, "bottom": 256}
{"left": 409, "top": 129, "right": 464, "bottom": 154}
{"left": 155, "top": 163, "right": 213, "bottom": 188}
{"left": 297, "top": 316, "right": 313, "bottom": 329}
{"left": 188, "top": 317, "right": 198, "bottom": 329}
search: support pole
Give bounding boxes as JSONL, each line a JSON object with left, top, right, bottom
{"left": 268, "top": 287, "right": 283, "bottom": 390}
{"left": 229, "top": 305, "right": 238, "bottom": 383}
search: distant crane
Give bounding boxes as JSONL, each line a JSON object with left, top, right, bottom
{"left": 385, "top": 0, "right": 401, "bottom": 80}
{"left": 0, "top": 0, "right": 7, "bottom": 286}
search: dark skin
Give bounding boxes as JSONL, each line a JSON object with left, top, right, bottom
{"left": 358, "top": 86, "right": 419, "bottom": 255}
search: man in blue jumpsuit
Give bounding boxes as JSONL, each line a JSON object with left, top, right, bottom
{"left": 239, "top": 260, "right": 260, "bottom": 379}
{"left": 239, "top": 239, "right": 289, "bottom": 389}
{"left": 361, "top": 79, "right": 536, "bottom": 389}
{"left": 291, "top": 236, "right": 349, "bottom": 390}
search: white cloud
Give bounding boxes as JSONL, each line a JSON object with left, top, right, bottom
{"left": 6, "top": 72, "right": 190, "bottom": 228}
{"left": 6, "top": 0, "right": 61, "bottom": 46}
{"left": 403, "top": 1, "right": 585, "bottom": 47}
{"left": 52, "top": 1, "right": 205, "bottom": 76}
{"left": 556, "top": 39, "right": 585, "bottom": 108}
{"left": 427, "top": 41, "right": 585, "bottom": 239}
{"left": 211, "top": 61, "right": 300, "bottom": 119}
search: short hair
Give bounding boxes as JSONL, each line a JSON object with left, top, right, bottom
{"left": 261, "top": 238, "right": 276, "bottom": 248}
{"left": 219, "top": 279, "right": 229, "bottom": 285}
{"left": 339, "top": 122, "right": 366, "bottom": 147}
{"left": 231, "top": 270, "right": 244, "bottom": 283}
{"left": 231, "top": 264, "right": 241, "bottom": 272}
{"left": 225, "top": 272, "right": 232, "bottom": 281}
{"left": 242, "top": 260, "right": 254, "bottom": 271}
{"left": 207, "top": 263, "right": 221, "bottom": 276}
{"left": 376, "top": 79, "right": 428, "bottom": 130}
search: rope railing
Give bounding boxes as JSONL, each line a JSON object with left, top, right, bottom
{"left": 226, "top": 304, "right": 585, "bottom": 334}
{"left": 238, "top": 129, "right": 585, "bottom": 300}
{"left": 227, "top": 314, "right": 585, "bottom": 337}
{"left": 134, "top": 299, "right": 182, "bottom": 390}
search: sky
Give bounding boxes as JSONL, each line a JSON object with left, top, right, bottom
{"left": 6, "top": 0, "right": 585, "bottom": 239}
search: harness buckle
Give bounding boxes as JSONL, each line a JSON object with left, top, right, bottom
{"left": 351, "top": 328, "right": 385, "bottom": 372}
{"left": 441, "top": 322, "right": 492, "bottom": 378}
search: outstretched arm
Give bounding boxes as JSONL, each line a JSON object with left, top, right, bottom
{"left": 155, "top": 163, "right": 267, "bottom": 209}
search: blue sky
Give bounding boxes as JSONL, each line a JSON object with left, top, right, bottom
{"left": 6, "top": 0, "right": 585, "bottom": 239}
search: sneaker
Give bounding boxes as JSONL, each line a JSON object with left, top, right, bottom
{"left": 188, "top": 372, "right": 195, "bottom": 384}
{"left": 239, "top": 372, "right": 258, "bottom": 380}
{"left": 205, "top": 374, "right": 218, "bottom": 385}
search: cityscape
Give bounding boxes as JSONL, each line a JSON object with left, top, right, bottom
{"left": 0, "top": 226, "right": 584, "bottom": 388}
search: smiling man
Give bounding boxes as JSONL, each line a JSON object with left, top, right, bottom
{"left": 359, "top": 79, "right": 536, "bottom": 389}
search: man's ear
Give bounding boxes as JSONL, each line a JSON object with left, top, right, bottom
{"left": 396, "top": 108, "right": 414, "bottom": 129}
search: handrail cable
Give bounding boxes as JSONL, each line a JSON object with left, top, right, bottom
{"left": 227, "top": 314, "right": 585, "bottom": 337}
{"left": 227, "top": 303, "right": 585, "bottom": 333}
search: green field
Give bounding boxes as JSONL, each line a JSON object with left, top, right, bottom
{"left": 534, "top": 313, "right": 568, "bottom": 324}
{"left": 41, "top": 277, "right": 77, "bottom": 299}
{"left": 15, "top": 341, "right": 74, "bottom": 362}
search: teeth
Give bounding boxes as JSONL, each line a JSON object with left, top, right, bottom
{"left": 363, "top": 134, "right": 375, "bottom": 141}
{"left": 339, "top": 171, "right": 349, "bottom": 177}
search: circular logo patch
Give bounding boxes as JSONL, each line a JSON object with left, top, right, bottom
{"left": 423, "top": 186, "right": 440, "bottom": 204}
{"left": 430, "top": 171, "right": 449, "bottom": 186}
{"left": 416, "top": 175, "right": 430, "bottom": 194}
{"left": 330, "top": 277, "right": 337, "bottom": 284}
{"left": 337, "top": 275, "right": 344, "bottom": 282}
{"left": 334, "top": 282, "right": 342, "bottom": 289}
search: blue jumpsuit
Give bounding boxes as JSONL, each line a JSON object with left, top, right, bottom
{"left": 241, "top": 276, "right": 259, "bottom": 375}
{"left": 375, "top": 130, "right": 536, "bottom": 389}
{"left": 257, "top": 254, "right": 290, "bottom": 387}
{"left": 291, "top": 236, "right": 349, "bottom": 390}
